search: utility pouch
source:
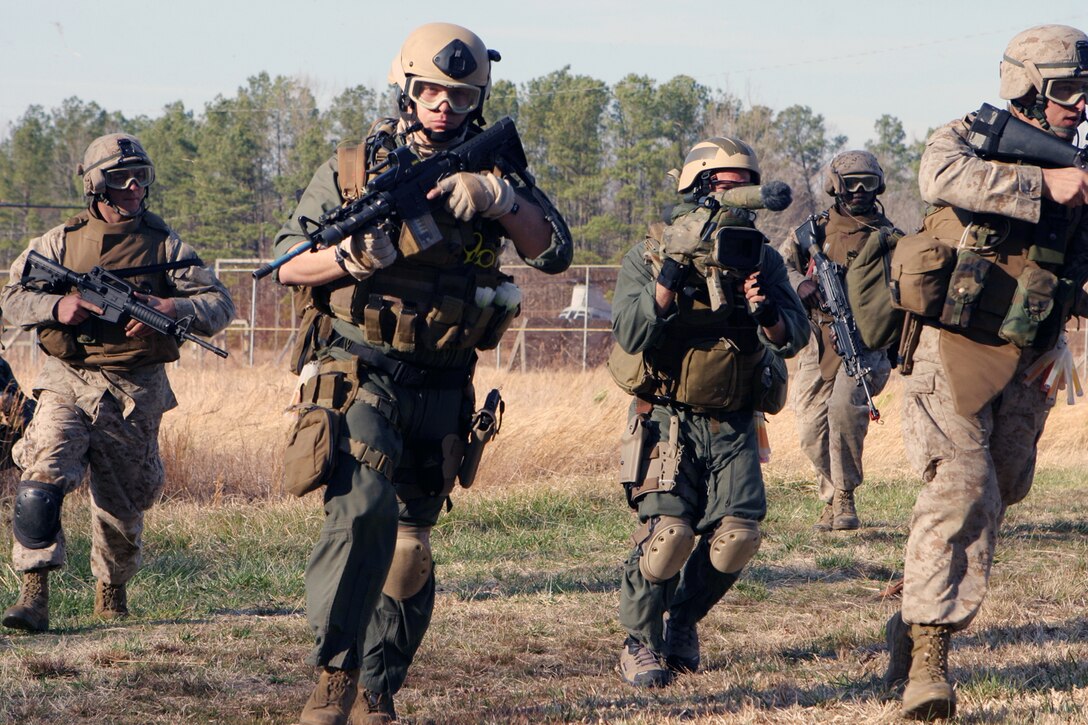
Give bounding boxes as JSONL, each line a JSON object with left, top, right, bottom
{"left": 392, "top": 305, "right": 418, "bottom": 353}
{"left": 889, "top": 233, "right": 956, "bottom": 317}
{"left": 939, "top": 249, "right": 993, "bottom": 329}
{"left": 422, "top": 295, "right": 465, "bottom": 350}
{"left": 459, "top": 304, "right": 495, "bottom": 350}
{"left": 618, "top": 411, "right": 650, "bottom": 485}
{"left": 283, "top": 405, "right": 342, "bottom": 497}
{"left": 998, "top": 266, "right": 1058, "bottom": 348}
{"left": 477, "top": 306, "right": 518, "bottom": 351}
{"left": 606, "top": 344, "right": 656, "bottom": 396}
{"left": 753, "top": 350, "right": 788, "bottom": 415}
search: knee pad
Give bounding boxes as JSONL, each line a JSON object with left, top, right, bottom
{"left": 13, "top": 481, "right": 63, "bottom": 550}
{"left": 637, "top": 516, "right": 695, "bottom": 584}
{"left": 709, "top": 516, "right": 761, "bottom": 574}
{"left": 382, "top": 525, "right": 432, "bottom": 600}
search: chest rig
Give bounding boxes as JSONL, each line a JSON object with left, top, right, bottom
{"left": 615, "top": 208, "right": 779, "bottom": 412}
{"left": 37, "top": 210, "right": 179, "bottom": 369}
{"left": 314, "top": 119, "right": 517, "bottom": 359}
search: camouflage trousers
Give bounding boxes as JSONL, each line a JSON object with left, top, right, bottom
{"left": 792, "top": 332, "right": 891, "bottom": 502}
{"left": 11, "top": 389, "right": 165, "bottom": 583}
{"left": 900, "top": 325, "right": 1051, "bottom": 630}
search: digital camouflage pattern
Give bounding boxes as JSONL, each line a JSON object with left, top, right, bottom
{"left": 899, "top": 325, "right": 1051, "bottom": 628}
{"left": 0, "top": 219, "right": 234, "bottom": 582}
{"left": 791, "top": 340, "right": 891, "bottom": 503}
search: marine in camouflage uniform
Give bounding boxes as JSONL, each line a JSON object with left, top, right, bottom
{"left": 0, "top": 133, "right": 234, "bottom": 633}
{"left": 883, "top": 25, "right": 1088, "bottom": 721}
{"left": 779, "top": 151, "right": 898, "bottom": 531}
{"left": 275, "top": 23, "right": 572, "bottom": 725}
{"left": 609, "top": 138, "right": 807, "bottom": 688}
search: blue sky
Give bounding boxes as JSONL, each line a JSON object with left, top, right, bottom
{"left": 2, "top": 1, "right": 1085, "bottom": 148}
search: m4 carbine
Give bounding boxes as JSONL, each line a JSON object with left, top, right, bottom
{"left": 796, "top": 215, "right": 880, "bottom": 421}
{"left": 254, "top": 116, "right": 535, "bottom": 280}
{"left": 21, "top": 250, "right": 228, "bottom": 358}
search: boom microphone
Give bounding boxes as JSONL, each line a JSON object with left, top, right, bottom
{"left": 717, "top": 180, "right": 793, "bottom": 211}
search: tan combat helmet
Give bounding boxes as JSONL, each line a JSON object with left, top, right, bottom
{"left": 77, "top": 133, "right": 154, "bottom": 199}
{"left": 388, "top": 22, "right": 498, "bottom": 118}
{"left": 676, "top": 136, "right": 761, "bottom": 194}
{"left": 824, "top": 150, "right": 885, "bottom": 196}
{"left": 1001, "top": 24, "right": 1088, "bottom": 102}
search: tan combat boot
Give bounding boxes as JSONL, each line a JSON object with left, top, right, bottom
{"left": 618, "top": 636, "right": 671, "bottom": 687}
{"left": 2, "top": 569, "right": 49, "bottom": 632}
{"left": 883, "top": 611, "right": 913, "bottom": 692}
{"left": 902, "top": 624, "right": 955, "bottom": 721}
{"left": 813, "top": 501, "right": 834, "bottom": 532}
{"left": 95, "top": 580, "right": 128, "bottom": 619}
{"left": 832, "top": 489, "right": 860, "bottom": 530}
{"left": 349, "top": 689, "right": 396, "bottom": 724}
{"left": 299, "top": 667, "right": 359, "bottom": 725}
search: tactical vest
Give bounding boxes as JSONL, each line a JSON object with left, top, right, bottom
{"left": 896, "top": 201, "right": 1081, "bottom": 350}
{"left": 608, "top": 210, "right": 784, "bottom": 412}
{"left": 312, "top": 119, "right": 518, "bottom": 365}
{"left": 37, "top": 210, "right": 180, "bottom": 369}
{"left": 818, "top": 207, "right": 891, "bottom": 268}
{"left": 807, "top": 207, "right": 901, "bottom": 372}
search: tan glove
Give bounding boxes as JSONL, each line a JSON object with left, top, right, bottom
{"left": 337, "top": 226, "right": 396, "bottom": 280}
{"left": 431, "top": 172, "right": 516, "bottom": 221}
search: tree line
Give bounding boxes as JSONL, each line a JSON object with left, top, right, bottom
{"left": 0, "top": 69, "right": 929, "bottom": 265}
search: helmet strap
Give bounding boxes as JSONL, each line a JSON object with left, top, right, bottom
{"left": 1012, "top": 94, "right": 1054, "bottom": 133}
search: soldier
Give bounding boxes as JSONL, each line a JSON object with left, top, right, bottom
{"left": 0, "top": 354, "right": 35, "bottom": 470}
{"left": 883, "top": 25, "right": 1088, "bottom": 720}
{"left": 273, "top": 23, "right": 572, "bottom": 725}
{"left": 0, "top": 133, "right": 234, "bottom": 632}
{"left": 608, "top": 137, "right": 807, "bottom": 687}
{"left": 779, "top": 151, "right": 899, "bottom": 530}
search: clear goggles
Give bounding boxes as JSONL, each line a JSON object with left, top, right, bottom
{"left": 406, "top": 77, "right": 481, "bottom": 114}
{"left": 841, "top": 174, "right": 880, "bottom": 193}
{"left": 1041, "top": 77, "right": 1088, "bottom": 106}
{"left": 103, "top": 164, "right": 155, "bottom": 190}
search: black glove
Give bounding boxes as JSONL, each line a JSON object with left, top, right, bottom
{"left": 657, "top": 257, "right": 690, "bottom": 292}
{"left": 749, "top": 294, "right": 780, "bottom": 327}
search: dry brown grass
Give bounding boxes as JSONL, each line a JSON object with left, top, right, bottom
{"left": 3, "top": 354, "right": 1088, "bottom": 723}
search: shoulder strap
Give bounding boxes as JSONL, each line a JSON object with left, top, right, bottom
{"left": 336, "top": 117, "right": 399, "bottom": 201}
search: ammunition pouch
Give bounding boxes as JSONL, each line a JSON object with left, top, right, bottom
{"left": 283, "top": 404, "right": 343, "bottom": 497}
{"left": 939, "top": 249, "right": 993, "bottom": 329}
{"left": 998, "top": 266, "right": 1058, "bottom": 348}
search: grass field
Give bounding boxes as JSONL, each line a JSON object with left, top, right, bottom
{"left": 1, "top": 362, "right": 1087, "bottom": 723}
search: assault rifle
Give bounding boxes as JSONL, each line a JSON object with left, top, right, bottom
{"left": 254, "top": 116, "right": 532, "bottom": 280}
{"left": 21, "top": 250, "right": 228, "bottom": 358}
{"left": 796, "top": 214, "right": 880, "bottom": 421}
{"left": 967, "top": 102, "right": 1088, "bottom": 169}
